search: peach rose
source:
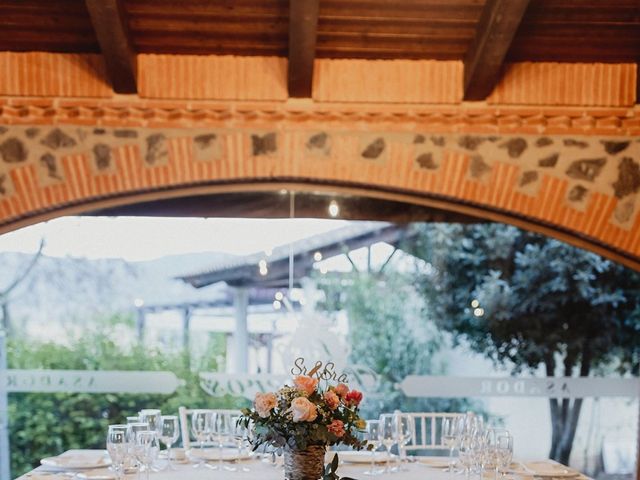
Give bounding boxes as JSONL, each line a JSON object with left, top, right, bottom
{"left": 254, "top": 392, "right": 278, "bottom": 418}
{"left": 327, "top": 419, "right": 345, "bottom": 438}
{"left": 334, "top": 383, "right": 349, "bottom": 398}
{"left": 324, "top": 390, "right": 340, "bottom": 410}
{"left": 289, "top": 397, "right": 318, "bottom": 422}
{"left": 293, "top": 375, "right": 319, "bottom": 396}
{"left": 345, "top": 390, "right": 363, "bottom": 407}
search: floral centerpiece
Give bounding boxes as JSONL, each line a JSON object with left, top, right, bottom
{"left": 239, "top": 369, "right": 369, "bottom": 480}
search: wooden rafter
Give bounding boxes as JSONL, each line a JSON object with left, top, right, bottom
{"left": 288, "top": 0, "right": 320, "bottom": 97}
{"left": 463, "top": 0, "right": 530, "bottom": 101}
{"left": 84, "top": 0, "right": 137, "bottom": 94}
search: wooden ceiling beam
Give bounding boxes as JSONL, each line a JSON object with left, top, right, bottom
{"left": 463, "top": 0, "right": 530, "bottom": 101}
{"left": 287, "top": 0, "right": 320, "bottom": 97}
{"left": 84, "top": 0, "right": 137, "bottom": 94}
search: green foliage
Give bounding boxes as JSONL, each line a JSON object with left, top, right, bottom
{"left": 319, "top": 270, "right": 475, "bottom": 418}
{"left": 324, "top": 453, "right": 357, "bottom": 480}
{"left": 7, "top": 319, "right": 245, "bottom": 477}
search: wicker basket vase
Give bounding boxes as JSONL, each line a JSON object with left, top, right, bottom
{"left": 284, "top": 445, "right": 326, "bottom": 480}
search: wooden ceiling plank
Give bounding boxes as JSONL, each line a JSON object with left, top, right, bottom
{"left": 463, "top": 0, "right": 531, "bottom": 101}
{"left": 288, "top": 0, "right": 320, "bottom": 97}
{"left": 84, "top": 0, "right": 137, "bottom": 93}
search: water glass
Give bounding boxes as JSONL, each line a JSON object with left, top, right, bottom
{"left": 378, "top": 414, "right": 396, "bottom": 473}
{"left": 139, "top": 409, "right": 162, "bottom": 436}
{"left": 442, "top": 417, "right": 459, "bottom": 473}
{"left": 231, "top": 415, "right": 251, "bottom": 472}
{"left": 212, "top": 412, "right": 235, "bottom": 471}
{"left": 363, "top": 420, "right": 382, "bottom": 476}
{"left": 159, "top": 415, "right": 180, "bottom": 470}
{"left": 495, "top": 432, "right": 513, "bottom": 479}
{"left": 393, "top": 413, "right": 414, "bottom": 471}
{"left": 107, "top": 424, "right": 129, "bottom": 480}
{"left": 134, "top": 431, "right": 160, "bottom": 480}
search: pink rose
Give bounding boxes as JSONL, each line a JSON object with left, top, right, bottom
{"left": 324, "top": 390, "right": 339, "bottom": 410}
{"left": 254, "top": 392, "right": 278, "bottom": 418}
{"left": 289, "top": 397, "right": 318, "bottom": 422}
{"left": 345, "top": 390, "right": 363, "bottom": 407}
{"left": 294, "top": 375, "right": 319, "bottom": 396}
{"left": 334, "top": 383, "right": 349, "bottom": 398}
{"left": 327, "top": 419, "right": 345, "bottom": 438}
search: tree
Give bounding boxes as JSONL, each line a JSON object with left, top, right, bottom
{"left": 409, "top": 223, "right": 640, "bottom": 464}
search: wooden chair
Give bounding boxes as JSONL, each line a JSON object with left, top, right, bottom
{"left": 178, "top": 407, "right": 242, "bottom": 450}
{"left": 403, "top": 412, "right": 464, "bottom": 453}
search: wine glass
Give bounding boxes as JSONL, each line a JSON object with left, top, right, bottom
{"left": 231, "top": 415, "right": 251, "bottom": 472}
{"left": 134, "top": 431, "right": 159, "bottom": 480}
{"left": 159, "top": 415, "right": 180, "bottom": 470}
{"left": 378, "top": 414, "right": 396, "bottom": 473}
{"left": 127, "top": 422, "right": 150, "bottom": 472}
{"left": 107, "top": 425, "right": 129, "bottom": 480}
{"left": 139, "top": 409, "right": 162, "bottom": 436}
{"left": 190, "top": 410, "right": 212, "bottom": 468}
{"left": 393, "top": 413, "right": 414, "bottom": 471}
{"left": 363, "top": 420, "right": 381, "bottom": 476}
{"left": 212, "top": 412, "right": 235, "bottom": 471}
{"left": 495, "top": 432, "right": 513, "bottom": 479}
{"left": 442, "top": 417, "right": 459, "bottom": 474}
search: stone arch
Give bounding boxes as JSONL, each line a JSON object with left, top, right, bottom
{"left": 0, "top": 104, "right": 639, "bottom": 270}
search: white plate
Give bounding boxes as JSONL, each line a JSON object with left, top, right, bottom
{"left": 40, "top": 450, "right": 112, "bottom": 470}
{"left": 76, "top": 470, "right": 117, "bottom": 480}
{"left": 187, "top": 448, "right": 252, "bottom": 462}
{"left": 509, "top": 462, "right": 580, "bottom": 478}
{"left": 327, "top": 451, "right": 392, "bottom": 464}
{"left": 416, "top": 457, "right": 451, "bottom": 468}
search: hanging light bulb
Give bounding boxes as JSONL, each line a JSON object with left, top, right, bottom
{"left": 275, "top": 291, "right": 284, "bottom": 301}
{"left": 328, "top": 200, "right": 339, "bottom": 218}
{"left": 273, "top": 300, "right": 282, "bottom": 310}
{"left": 313, "top": 251, "right": 323, "bottom": 262}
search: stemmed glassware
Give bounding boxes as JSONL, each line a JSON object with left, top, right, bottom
{"left": 134, "top": 431, "right": 160, "bottom": 480}
{"left": 127, "top": 422, "right": 151, "bottom": 473}
{"left": 231, "top": 415, "right": 251, "bottom": 472}
{"left": 393, "top": 413, "right": 414, "bottom": 471}
{"left": 378, "top": 414, "right": 396, "bottom": 473}
{"left": 212, "top": 412, "right": 235, "bottom": 471}
{"left": 442, "top": 417, "right": 460, "bottom": 474}
{"left": 107, "top": 425, "right": 129, "bottom": 480}
{"left": 159, "top": 415, "right": 180, "bottom": 470}
{"left": 139, "top": 409, "right": 162, "bottom": 437}
{"left": 363, "top": 420, "right": 382, "bottom": 476}
{"left": 495, "top": 431, "right": 513, "bottom": 479}
{"left": 190, "top": 410, "right": 212, "bottom": 468}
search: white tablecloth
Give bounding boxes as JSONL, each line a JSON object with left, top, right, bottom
{"left": 17, "top": 450, "right": 588, "bottom": 480}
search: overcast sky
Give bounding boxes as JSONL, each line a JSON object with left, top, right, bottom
{"left": 0, "top": 216, "right": 349, "bottom": 261}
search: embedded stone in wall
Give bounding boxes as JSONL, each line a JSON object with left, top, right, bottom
{"left": 93, "top": 144, "right": 112, "bottom": 171}
{"left": 0, "top": 173, "right": 6, "bottom": 196}
{"left": 25, "top": 128, "right": 40, "bottom": 139}
{"left": 0, "top": 127, "right": 7, "bottom": 136}
{"left": 519, "top": 170, "right": 538, "bottom": 187}
{"left": 361, "top": 137, "right": 386, "bottom": 160}
{"left": 306, "top": 132, "right": 331, "bottom": 157}
{"left": 458, "top": 136, "right": 486, "bottom": 151}
{"left": 40, "top": 128, "right": 77, "bottom": 150}
{"left": 430, "top": 136, "right": 446, "bottom": 147}
{"left": 614, "top": 197, "right": 636, "bottom": 224}
{"left": 145, "top": 134, "right": 169, "bottom": 165}
{"left": 415, "top": 152, "right": 438, "bottom": 170}
{"left": 565, "top": 158, "right": 606, "bottom": 182}
{"left": 563, "top": 139, "right": 588, "bottom": 149}
{"left": 193, "top": 133, "right": 221, "bottom": 161}
{"left": 251, "top": 133, "right": 277, "bottom": 156}
{"left": 93, "top": 128, "right": 107, "bottom": 135}
{"left": 40, "top": 153, "right": 62, "bottom": 181}
{"left": 469, "top": 155, "right": 491, "bottom": 179}
{"left": 601, "top": 140, "right": 630, "bottom": 155}
{"left": 612, "top": 157, "right": 640, "bottom": 199}
{"left": 413, "top": 134, "right": 425, "bottom": 144}
{"left": 499, "top": 138, "right": 527, "bottom": 158}
{"left": 0, "top": 138, "right": 27, "bottom": 163}
{"left": 568, "top": 185, "right": 588, "bottom": 203}
{"left": 114, "top": 129, "right": 138, "bottom": 139}
{"left": 538, "top": 153, "right": 559, "bottom": 168}
{"left": 536, "top": 137, "right": 553, "bottom": 148}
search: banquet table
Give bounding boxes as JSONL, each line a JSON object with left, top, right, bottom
{"left": 16, "top": 449, "right": 590, "bottom": 480}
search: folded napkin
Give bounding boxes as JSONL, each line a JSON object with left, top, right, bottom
{"left": 41, "top": 450, "right": 110, "bottom": 469}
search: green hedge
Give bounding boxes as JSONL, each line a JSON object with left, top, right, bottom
{"left": 7, "top": 324, "right": 247, "bottom": 477}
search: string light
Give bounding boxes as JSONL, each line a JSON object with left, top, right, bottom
{"left": 328, "top": 200, "right": 340, "bottom": 218}
{"left": 473, "top": 307, "right": 484, "bottom": 317}
{"left": 273, "top": 300, "right": 282, "bottom": 310}
{"left": 320, "top": 266, "right": 328, "bottom": 275}
{"left": 471, "top": 299, "right": 480, "bottom": 308}
{"left": 313, "top": 251, "right": 323, "bottom": 261}
{"left": 133, "top": 298, "right": 144, "bottom": 308}
{"left": 275, "top": 291, "right": 284, "bottom": 301}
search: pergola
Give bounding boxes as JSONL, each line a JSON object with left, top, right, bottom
{"left": 0, "top": 1, "right": 640, "bottom": 478}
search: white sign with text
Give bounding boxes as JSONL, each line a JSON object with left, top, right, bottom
{"left": 398, "top": 376, "right": 640, "bottom": 398}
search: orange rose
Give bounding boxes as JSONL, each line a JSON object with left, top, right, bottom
{"left": 293, "top": 375, "right": 319, "bottom": 396}
{"left": 327, "top": 419, "right": 345, "bottom": 437}
{"left": 324, "top": 390, "right": 339, "bottom": 410}
{"left": 289, "top": 397, "right": 318, "bottom": 422}
{"left": 254, "top": 392, "right": 278, "bottom": 418}
{"left": 334, "top": 383, "right": 349, "bottom": 398}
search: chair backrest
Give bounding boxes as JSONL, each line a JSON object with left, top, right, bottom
{"left": 178, "top": 407, "right": 242, "bottom": 450}
{"left": 404, "top": 412, "right": 464, "bottom": 451}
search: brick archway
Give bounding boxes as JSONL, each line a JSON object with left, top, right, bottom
{"left": 1, "top": 99, "right": 639, "bottom": 270}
